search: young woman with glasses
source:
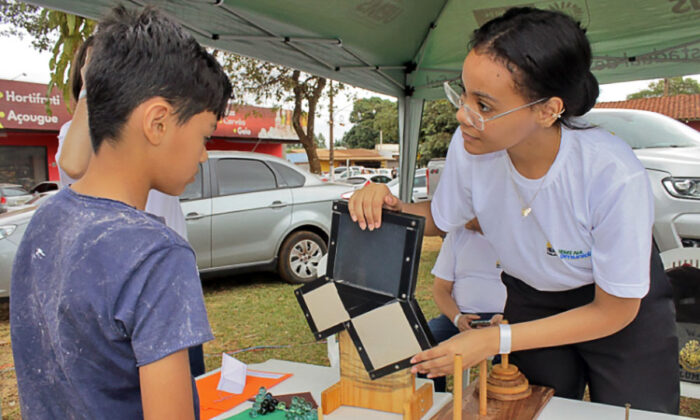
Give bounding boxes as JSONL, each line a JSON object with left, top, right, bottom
{"left": 348, "top": 7, "right": 678, "bottom": 413}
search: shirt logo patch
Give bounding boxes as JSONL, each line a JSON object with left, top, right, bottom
{"left": 558, "top": 249, "right": 592, "bottom": 260}
{"left": 545, "top": 242, "right": 592, "bottom": 260}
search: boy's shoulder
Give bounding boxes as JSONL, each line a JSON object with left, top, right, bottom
{"left": 30, "top": 188, "right": 190, "bottom": 253}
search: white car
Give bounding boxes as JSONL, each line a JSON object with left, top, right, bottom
{"left": 387, "top": 168, "right": 428, "bottom": 202}
{"left": 583, "top": 109, "right": 700, "bottom": 252}
{"left": 343, "top": 174, "right": 393, "bottom": 190}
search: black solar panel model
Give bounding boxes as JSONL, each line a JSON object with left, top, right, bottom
{"left": 295, "top": 200, "right": 436, "bottom": 379}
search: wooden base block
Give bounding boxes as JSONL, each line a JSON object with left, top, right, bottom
{"left": 430, "top": 381, "right": 554, "bottom": 420}
{"left": 320, "top": 330, "right": 433, "bottom": 419}
{"left": 405, "top": 383, "right": 433, "bottom": 420}
{"left": 321, "top": 381, "right": 342, "bottom": 414}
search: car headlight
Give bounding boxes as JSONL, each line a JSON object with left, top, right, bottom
{"left": 0, "top": 225, "right": 17, "bottom": 240}
{"left": 662, "top": 177, "right": 700, "bottom": 200}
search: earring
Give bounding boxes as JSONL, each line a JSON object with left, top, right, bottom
{"left": 552, "top": 109, "right": 565, "bottom": 119}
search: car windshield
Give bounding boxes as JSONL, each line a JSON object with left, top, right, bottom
{"left": 2, "top": 187, "right": 29, "bottom": 197}
{"left": 346, "top": 177, "right": 368, "bottom": 185}
{"left": 583, "top": 111, "right": 700, "bottom": 149}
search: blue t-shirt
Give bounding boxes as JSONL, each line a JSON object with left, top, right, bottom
{"left": 10, "top": 188, "right": 213, "bottom": 419}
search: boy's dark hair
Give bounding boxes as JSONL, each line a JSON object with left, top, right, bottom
{"left": 469, "top": 7, "right": 599, "bottom": 126}
{"left": 70, "top": 35, "right": 95, "bottom": 102}
{"left": 86, "top": 6, "right": 232, "bottom": 152}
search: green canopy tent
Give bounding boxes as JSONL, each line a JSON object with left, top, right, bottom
{"left": 28, "top": 0, "right": 700, "bottom": 200}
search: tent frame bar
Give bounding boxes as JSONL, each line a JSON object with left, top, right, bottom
{"left": 411, "top": 0, "right": 451, "bottom": 73}
{"left": 214, "top": 2, "right": 406, "bottom": 91}
{"left": 218, "top": 34, "right": 342, "bottom": 45}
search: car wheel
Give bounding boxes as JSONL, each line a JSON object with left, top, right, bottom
{"left": 278, "top": 231, "right": 327, "bottom": 284}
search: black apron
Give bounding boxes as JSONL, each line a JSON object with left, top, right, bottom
{"left": 502, "top": 247, "right": 680, "bottom": 414}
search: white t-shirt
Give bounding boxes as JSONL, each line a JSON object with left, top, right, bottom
{"left": 145, "top": 189, "right": 188, "bottom": 240}
{"left": 56, "top": 121, "right": 78, "bottom": 189}
{"left": 56, "top": 120, "right": 188, "bottom": 240}
{"left": 431, "top": 228, "right": 505, "bottom": 314}
{"left": 431, "top": 125, "right": 654, "bottom": 298}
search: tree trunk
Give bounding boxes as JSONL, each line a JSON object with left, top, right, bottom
{"left": 290, "top": 70, "right": 326, "bottom": 174}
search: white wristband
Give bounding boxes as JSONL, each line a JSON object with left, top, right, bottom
{"left": 499, "top": 324, "right": 512, "bottom": 354}
{"left": 453, "top": 313, "right": 462, "bottom": 328}
{"left": 79, "top": 89, "right": 87, "bottom": 100}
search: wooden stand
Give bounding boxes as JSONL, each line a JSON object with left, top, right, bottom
{"left": 321, "top": 331, "right": 433, "bottom": 420}
{"left": 432, "top": 354, "right": 553, "bottom": 420}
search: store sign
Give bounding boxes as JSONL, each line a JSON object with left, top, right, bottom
{"left": 0, "top": 80, "right": 72, "bottom": 131}
{"left": 214, "top": 105, "right": 305, "bottom": 140}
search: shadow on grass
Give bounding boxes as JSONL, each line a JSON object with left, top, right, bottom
{"left": 201, "top": 270, "right": 285, "bottom": 295}
{"left": 0, "top": 298, "right": 8, "bottom": 322}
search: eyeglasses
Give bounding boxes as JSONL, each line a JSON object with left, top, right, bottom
{"left": 443, "top": 82, "right": 546, "bottom": 131}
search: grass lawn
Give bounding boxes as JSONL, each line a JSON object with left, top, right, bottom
{"left": 1, "top": 236, "right": 699, "bottom": 418}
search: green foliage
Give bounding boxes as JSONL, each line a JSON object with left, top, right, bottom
{"left": 0, "top": 1, "right": 96, "bottom": 113}
{"left": 417, "top": 99, "right": 458, "bottom": 166}
{"left": 339, "top": 97, "right": 398, "bottom": 148}
{"left": 626, "top": 76, "right": 700, "bottom": 99}
{"left": 339, "top": 123, "right": 380, "bottom": 149}
{"left": 313, "top": 132, "right": 326, "bottom": 148}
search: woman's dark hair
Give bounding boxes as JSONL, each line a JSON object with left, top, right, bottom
{"left": 86, "top": 5, "right": 232, "bottom": 152}
{"left": 70, "top": 35, "right": 95, "bottom": 102}
{"left": 469, "top": 7, "right": 599, "bottom": 125}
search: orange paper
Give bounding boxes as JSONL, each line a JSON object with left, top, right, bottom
{"left": 196, "top": 370, "right": 293, "bottom": 420}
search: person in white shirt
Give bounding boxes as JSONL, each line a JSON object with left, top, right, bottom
{"left": 55, "top": 37, "right": 204, "bottom": 376}
{"left": 347, "top": 7, "right": 678, "bottom": 414}
{"left": 426, "top": 227, "right": 505, "bottom": 392}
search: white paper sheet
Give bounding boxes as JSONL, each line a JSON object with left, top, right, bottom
{"left": 217, "top": 353, "right": 247, "bottom": 394}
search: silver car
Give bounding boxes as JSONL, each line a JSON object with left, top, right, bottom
{"left": 0, "top": 183, "right": 33, "bottom": 213}
{"left": 583, "top": 109, "right": 700, "bottom": 252}
{"left": 0, "top": 207, "right": 37, "bottom": 297}
{"left": 180, "top": 151, "right": 352, "bottom": 284}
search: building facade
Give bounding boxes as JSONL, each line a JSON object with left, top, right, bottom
{"left": 0, "top": 79, "right": 301, "bottom": 189}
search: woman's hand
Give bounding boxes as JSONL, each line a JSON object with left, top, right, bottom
{"left": 465, "top": 217, "right": 482, "bottom": 234}
{"left": 489, "top": 314, "right": 504, "bottom": 326}
{"left": 348, "top": 183, "right": 403, "bottom": 230}
{"left": 456, "top": 314, "right": 481, "bottom": 332}
{"left": 411, "top": 326, "right": 499, "bottom": 378}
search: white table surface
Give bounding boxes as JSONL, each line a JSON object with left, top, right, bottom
{"left": 203, "top": 359, "right": 693, "bottom": 420}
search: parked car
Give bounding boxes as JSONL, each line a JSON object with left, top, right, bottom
{"left": 180, "top": 151, "right": 352, "bottom": 284}
{"left": 0, "top": 184, "right": 33, "bottom": 213}
{"left": 343, "top": 174, "right": 393, "bottom": 190}
{"left": 427, "top": 158, "right": 445, "bottom": 200}
{"left": 582, "top": 109, "right": 700, "bottom": 252}
{"left": 388, "top": 168, "right": 428, "bottom": 202}
{"left": 0, "top": 207, "right": 42, "bottom": 298}
{"left": 335, "top": 166, "right": 364, "bottom": 180}
{"left": 341, "top": 168, "right": 428, "bottom": 202}
{"left": 28, "top": 181, "right": 59, "bottom": 195}
{"left": 375, "top": 168, "right": 394, "bottom": 178}
{"left": 5, "top": 191, "right": 58, "bottom": 213}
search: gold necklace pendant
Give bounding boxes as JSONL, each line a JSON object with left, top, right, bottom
{"left": 522, "top": 207, "right": 532, "bottom": 218}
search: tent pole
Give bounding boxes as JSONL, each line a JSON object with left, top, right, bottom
{"left": 397, "top": 96, "right": 424, "bottom": 203}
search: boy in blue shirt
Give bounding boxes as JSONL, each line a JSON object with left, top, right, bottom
{"left": 10, "top": 5, "right": 232, "bottom": 419}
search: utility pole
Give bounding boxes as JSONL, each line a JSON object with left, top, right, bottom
{"left": 329, "top": 80, "right": 335, "bottom": 181}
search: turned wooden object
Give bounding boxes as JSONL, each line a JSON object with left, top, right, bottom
{"left": 454, "top": 355, "right": 463, "bottom": 420}
{"left": 484, "top": 353, "right": 531, "bottom": 401}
